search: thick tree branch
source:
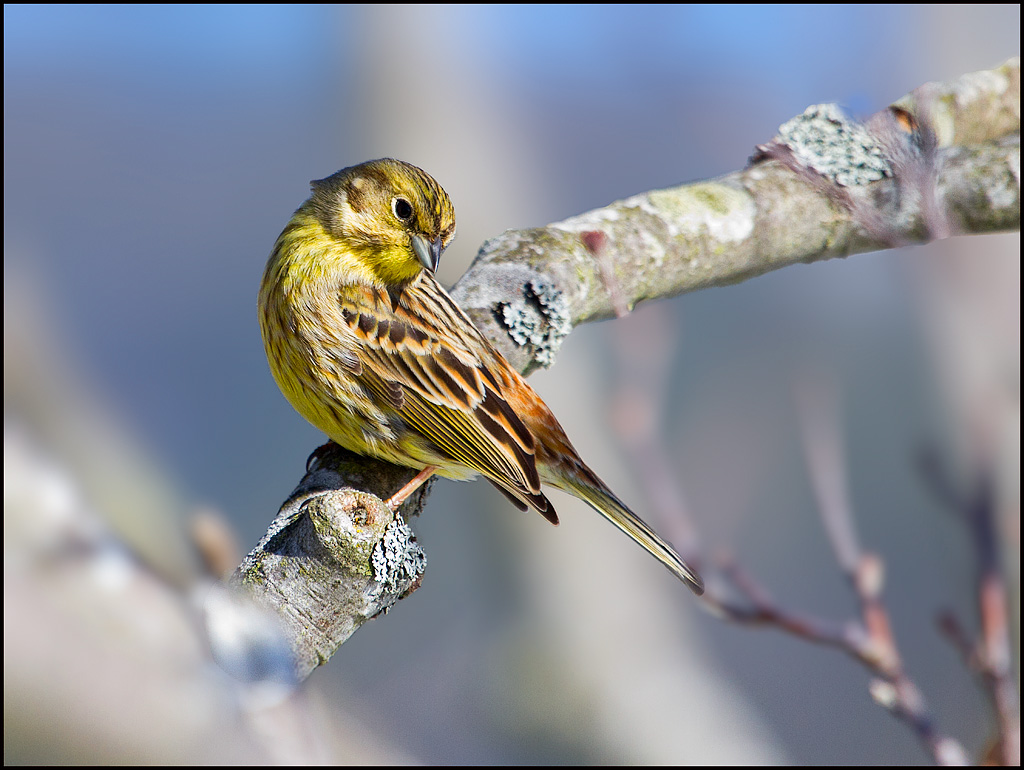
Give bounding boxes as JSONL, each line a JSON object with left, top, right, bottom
{"left": 230, "top": 444, "right": 429, "bottom": 679}
{"left": 230, "top": 58, "right": 1020, "bottom": 678}
{"left": 452, "top": 57, "right": 1019, "bottom": 374}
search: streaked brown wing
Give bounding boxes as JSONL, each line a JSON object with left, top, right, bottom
{"left": 339, "top": 277, "right": 555, "bottom": 520}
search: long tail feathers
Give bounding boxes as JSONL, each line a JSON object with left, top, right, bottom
{"left": 567, "top": 479, "right": 705, "bottom": 596}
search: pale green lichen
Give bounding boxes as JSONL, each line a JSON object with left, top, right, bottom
{"left": 986, "top": 155, "right": 1018, "bottom": 210}
{"left": 647, "top": 183, "right": 755, "bottom": 242}
{"left": 778, "top": 103, "right": 892, "bottom": 186}
{"left": 682, "top": 185, "right": 731, "bottom": 215}
{"left": 335, "top": 537, "right": 376, "bottom": 578}
{"left": 955, "top": 66, "right": 1011, "bottom": 109}
{"left": 917, "top": 92, "right": 958, "bottom": 147}
{"left": 369, "top": 514, "right": 426, "bottom": 613}
{"left": 498, "top": 277, "right": 572, "bottom": 368}
{"left": 307, "top": 497, "right": 378, "bottom": 578}
{"left": 1006, "top": 144, "right": 1020, "bottom": 188}
{"left": 241, "top": 561, "right": 267, "bottom": 587}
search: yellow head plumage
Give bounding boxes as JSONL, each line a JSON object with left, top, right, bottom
{"left": 271, "top": 158, "right": 457, "bottom": 289}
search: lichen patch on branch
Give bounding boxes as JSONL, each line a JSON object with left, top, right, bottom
{"left": 647, "top": 183, "right": 756, "bottom": 242}
{"left": 498, "top": 277, "right": 572, "bottom": 368}
{"left": 370, "top": 514, "right": 426, "bottom": 614}
{"left": 775, "top": 103, "right": 893, "bottom": 187}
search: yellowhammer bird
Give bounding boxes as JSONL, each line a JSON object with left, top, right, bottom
{"left": 258, "top": 158, "right": 704, "bottom": 595}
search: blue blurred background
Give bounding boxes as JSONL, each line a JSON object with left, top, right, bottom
{"left": 5, "top": 5, "right": 1019, "bottom": 764}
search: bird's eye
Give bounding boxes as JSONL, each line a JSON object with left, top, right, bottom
{"left": 392, "top": 197, "right": 413, "bottom": 221}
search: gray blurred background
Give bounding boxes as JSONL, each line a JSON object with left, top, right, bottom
{"left": 4, "top": 5, "right": 1019, "bottom": 764}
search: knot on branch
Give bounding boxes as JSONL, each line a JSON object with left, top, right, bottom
{"left": 230, "top": 446, "right": 430, "bottom": 678}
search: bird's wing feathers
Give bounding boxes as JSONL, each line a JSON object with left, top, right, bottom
{"left": 338, "top": 278, "right": 556, "bottom": 521}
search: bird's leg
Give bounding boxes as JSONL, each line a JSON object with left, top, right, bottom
{"left": 386, "top": 466, "right": 437, "bottom": 511}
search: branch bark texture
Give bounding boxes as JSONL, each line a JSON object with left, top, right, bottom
{"left": 230, "top": 444, "right": 429, "bottom": 679}
{"left": 230, "top": 58, "right": 1021, "bottom": 677}
{"left": 452, "top": 57, "right": 1019, "bottom": 373}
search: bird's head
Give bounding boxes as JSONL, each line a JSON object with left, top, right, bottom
{"left": 305, "top": 158, "right": 457, "bottom": 287}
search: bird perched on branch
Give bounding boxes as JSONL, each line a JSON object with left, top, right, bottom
{"left": 258, "top": 158, "right": 704, "bottom": 595}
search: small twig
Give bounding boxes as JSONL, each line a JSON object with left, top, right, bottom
{"left": 710, "top": 557, "right": 863, "bottom": 652}
{"left": 792, "top": 379, "right": 966, "bottom": 763}
{"left": 604, "top": 355, "right": 971, "bottom": 764}
{"left": 607, "top": 303, "right": 700, "bottom": 560}
{"left": 796, "top": 377, "right": 862, "bottom": 574}
{"left": 921, "top": 446, "right": 1021, "bottom": 766}
{"left": 581, "top": 229, "right": 631, "bottom": 319}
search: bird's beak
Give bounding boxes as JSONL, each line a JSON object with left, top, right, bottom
{"left": 411, "top": 234, "right": 443, "bottom": 273}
